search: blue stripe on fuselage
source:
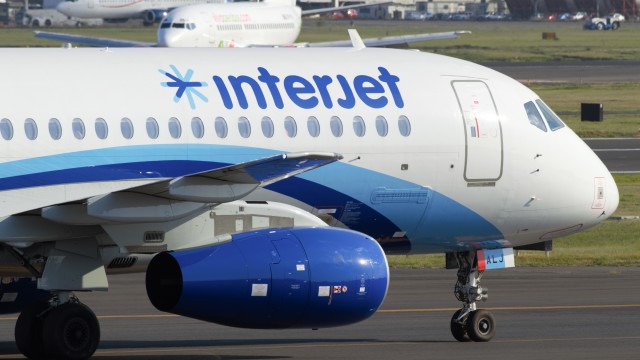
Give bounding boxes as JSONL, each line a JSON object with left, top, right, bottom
{"left": 0, "top": 144, "right": 503, "bottom": 252}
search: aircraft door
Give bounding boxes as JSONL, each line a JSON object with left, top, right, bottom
{"left": 452, "top": 81, "right": 503, "bottom": 183}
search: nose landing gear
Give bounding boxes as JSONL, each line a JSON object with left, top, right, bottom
{"left": 450, "top": 251, "right": 496, "bottom": 342}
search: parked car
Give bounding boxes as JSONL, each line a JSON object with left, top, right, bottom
{"left": 583, "top": 15, "right": 622, "bottom": 30}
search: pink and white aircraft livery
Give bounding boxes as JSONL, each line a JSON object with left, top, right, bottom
{"left": 0, "top": 43, "right": 617, "bottom": 360}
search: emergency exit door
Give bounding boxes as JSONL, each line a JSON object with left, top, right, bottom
{"left": 452, "top": 81, "right": 503, "bottom": 182}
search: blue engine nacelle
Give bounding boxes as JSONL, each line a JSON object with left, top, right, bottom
{"left": 146, "top": 227, "right": 389, "bottom": 329}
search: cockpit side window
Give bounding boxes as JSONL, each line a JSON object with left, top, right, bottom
{"left": 186, "top": 23, "right": 196, "bottom": 30}
{"left": 524, "top": 101, "right": 547, "bottom": 132}
{"left": 535, "top": 99, "right": 565, "bottom": 131}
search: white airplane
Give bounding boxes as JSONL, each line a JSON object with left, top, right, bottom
{"left": 0, "top": 39, "right": 617, "bottom": 360}
{"left": 39, "top": 0, "right": 462, "bottom": 48}
{"left": 56, "top": 0, "right": 223, "bottom": 25}
{"left": 55, "top": 0, "right": 388, "bottom": 26}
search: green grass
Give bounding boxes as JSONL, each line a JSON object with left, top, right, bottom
{"left": 5, "top": 20, "right": 640, "bottom": 63}
{"left": 388, "top": 174, "right": 640, "bottom": 268}
{"left": 530, "top": 83, "right": 640, "bottom": 138}
{"left": 300, "top": 21, "right": 640, "bottom": 62}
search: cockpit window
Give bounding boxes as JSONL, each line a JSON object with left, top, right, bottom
{"left": 172, "top": 22, "right": 185, "bottom": 29}
{"left": 524, "top": 101, "right": 547, "bottom": 132}
{"left": 186, "top": 23, "right": 196, "bottom": 30}
{"left": 535, "top": 99, "right": 565, "bottom": 131}
{"left": 160, "top": 22, "right": 171, "bottom": 29}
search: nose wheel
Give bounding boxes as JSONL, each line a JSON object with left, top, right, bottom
{"left": 450, "top": 251, "right": 496, "bottom": 342}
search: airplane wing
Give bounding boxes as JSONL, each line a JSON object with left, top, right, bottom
{"left": 34, "top": 31, "right": 156, "bottom": 48}
{"left": 300, "top": 1, "right": 392, "bottom": 17}
{"left": 128, "top": 151, "right": 343, "bottom": 203}
{"left": 304, "top": 31, "right": 472, "bottom": 48}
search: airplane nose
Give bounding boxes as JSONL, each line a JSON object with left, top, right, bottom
{"left": 158, "top": 29, "right": 182, "bottom": 47}
{"left": 56, "top": 2, "right": 69, "bottom": 15}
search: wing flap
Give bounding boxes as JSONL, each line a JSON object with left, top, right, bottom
{"left": 135, "top": 151, "right": 342, "bottom": 202}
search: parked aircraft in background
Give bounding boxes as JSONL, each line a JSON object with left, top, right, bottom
{"left": 40, "top": 0, "right": 457, "bottom": 48}
{"left": 0, "top": 37, "right": 617, "bottom": 359}
{"left": 55, "top": 0, "right": 388, "bottom": 26}
{"left": 56, "top": 0, "right": 223, "bottom": 25}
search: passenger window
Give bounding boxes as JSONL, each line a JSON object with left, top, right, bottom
{"left": 49, "top": 118, "right": 62, "bottom": 140}
{"left": 215, "top": 117, "right": 228, "bottom": 138}
{"left": 191, "top": 117, "right": 204, "bottom": 139}
{"left": 536, "top": 100, "right": 565, "bottom": 131}
{"left": 353, "top": 116, "right": 366, "bottom": 137}
{"left": 330, "top": 116, "right": 343, "bottom": 137}
{"left": 72, "top": 118, "right": 85, "bottom": 139}
{"left": 307, "top": 116, "right": 320, "bottom": 138}
{"left": 261, "top": 116, "right": 274, "bottom": 138}
{"left": 398, "top": 115, "right": 411, "bottom": 137}
{"left": 146, "top": 117, "right": 159, "bottom": 139}
{"left": 121, "top": 117, "right": 134, "bottom": 139}
{"left": 24, "top": 118, "right": 38, "bottom": 140}
{"left": 284, "top": 116, "right": 297, "bottom": 138}
{"left": 375, "top": 116, "right": 388, "bottom": 137}
{"left": 238, "top": 117, "right": 251, "bottom": 138}
{"left": 0, "top": 119, "right": 13, "bottom": 140}
{"left": 524, "top": 101, "right": 547, "bottom": 132}
{"left": 169, "top": 117, "right": 182, "bottom": 139}
{"left": 95, "top": 118, "right": 108, "bottom": 140}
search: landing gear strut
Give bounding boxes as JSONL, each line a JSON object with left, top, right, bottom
{"left": 450, "top": 251, "right": 496, "bottom": 342}
{"left": 15, "top": 292, "right": 100, "bottom": 360}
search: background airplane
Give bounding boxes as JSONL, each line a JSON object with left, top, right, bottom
{"left": 56, "top": 0, "right": 223, "bottom": 25}
{"left": 55, "top": 0, "right": 388, "bottom": 26}
{"left": 38, "top": 0, "right": 466, "bottom": 48}
{"left": 0, "top": 41, "right": 617, "bottom": 360}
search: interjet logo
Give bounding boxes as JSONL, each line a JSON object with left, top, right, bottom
{"left": 159, "top": 65, "right": 208, "bottom": 110}
{"left": 160, "top": 65, "right": 404, "bottom": 111}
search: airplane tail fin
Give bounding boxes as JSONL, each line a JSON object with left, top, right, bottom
{"left": 262, "top": 0, "right": 296, "bottom": 6}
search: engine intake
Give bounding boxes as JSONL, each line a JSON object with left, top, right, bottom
{"left": 146, "top": 227, "right": 389, "bottom": 329}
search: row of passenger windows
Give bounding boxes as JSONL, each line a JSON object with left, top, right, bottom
{"left": 524, "top": 99, "right": 565, "bottom": 132}
{"left": 0, "top": 115, "right": 412, "bottom": 141}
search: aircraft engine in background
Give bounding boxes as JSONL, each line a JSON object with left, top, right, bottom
{"left": 146, "top": 227, "right": 389, "bottom": 329}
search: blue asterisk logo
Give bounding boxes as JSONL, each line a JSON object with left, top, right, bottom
{"left": 160, "top": 65, "right": 208, "bottom": 110}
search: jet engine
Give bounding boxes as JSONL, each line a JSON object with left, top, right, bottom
{"left": 142, "top": 9, "right": 168, "bottom": 25}
{"left": 146, "top": 227, "right": 389, "bottom": 329}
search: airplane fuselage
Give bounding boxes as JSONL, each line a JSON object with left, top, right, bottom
{"left": 56, "top": 0, "right": 222, "bottom": 20}
{"left": 0, "top": 47, "right": 617, "bottom": 254}
{"left": 158, "top": 3, "right": 302, "bottom": 47}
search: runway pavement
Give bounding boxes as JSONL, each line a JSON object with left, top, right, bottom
{"left": 485, "top": 61, "right": 640, "bottom": 84}
{"left": 0, "top": 268, "right": 638, "bottom": 359}
{"left": 585, "top": 138, "right": 640, "bottom": 173}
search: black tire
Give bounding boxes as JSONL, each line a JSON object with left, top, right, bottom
{"left": 15, "top": 301, "right": 50, "bottom": 359}
{"left": 466, "top": 309, "right": 496, "bottom": 342}
{"left": 612, "top": 22, "right": 620, "bottom": 30}
{"left": 42, "top": 302, "right": 100, "bottom": 360}
{"left": 32, "top": 19, "right": 40, "bottom": 27}
{"left": 450, "top": 309, "right": 471, "bottom": 342}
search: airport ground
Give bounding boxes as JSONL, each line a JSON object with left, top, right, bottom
{"left": 1, "top": 268, "right": 639, "bottom": 359}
